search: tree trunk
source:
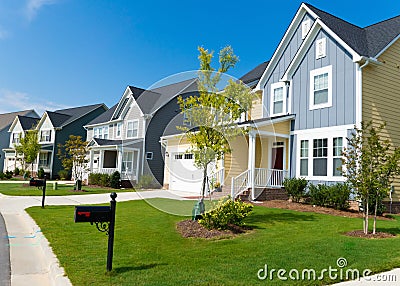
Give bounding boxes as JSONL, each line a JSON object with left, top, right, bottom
{"left": 364, "top": 195, "right": 369, "bottom": 235}
{"left": 373, "top": 195, "right": 378, "bottom": 234}
{"left": 201, "top": 164, "right": 208, "bottom": 201}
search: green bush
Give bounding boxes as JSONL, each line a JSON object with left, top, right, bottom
{"left": 58, "top": 170, "right": 69, "bottom": 180}
{"left": 14, "top": 167, "right": 20, "bottom": 176}
{"left": 283, "top": 177, "right": 308, "bottom": 202}
{"left": 308, "top": 183, "right": 351, "bottom": 210}
{"left": 199, "top": 198, "right": 253, "bottom": 230}
{"left": 23, "top": 170, "right": 31, "bottom": 179}
{"left": 4, "top": 171, "right": 13, "bottom": 179}
{"left": 110, "top": 171, "right": 121, "bottom": 189}
{"left": 37, "top": 168, "right": 45, "bottom": 179}
{"left": 100, "top": 173, "right": 111, "bottom": 187}
{"left": 88, "top": 173, "right": 101, "bottom": 186}
{"left": 0, "top": 172, "right": 5, "bottom": 180}
{"left": 136, "top": 174, "right": 156, "bottom": 189}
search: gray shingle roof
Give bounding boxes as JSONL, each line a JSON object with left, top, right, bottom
{"left": 87, "top": 104, "right": 118, "bottom": 125}
{"left": 239, "top": 61, "right": 269, "bottom": 87}
{"left": 0, "top": 110, "right": 38, "bottom": 131}
{"left": 305, "top": 3, "right": 400, "bottom": 57}
{"left": 17, "top": 115, "right": 40, "bottom": 130}
{"left": 92, "top": 138, "right": 123, "bottom": 146}
{"left": 46, "top": 103, "right": 106, "bottom": 128}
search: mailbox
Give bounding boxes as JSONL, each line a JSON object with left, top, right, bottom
{"left": 74, "top": 206, "right": 111, "bottom": 223}
{"left": 29, "top": 178, "right": 45, "bottom": 187}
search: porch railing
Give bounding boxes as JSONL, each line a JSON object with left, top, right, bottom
{"left": 231, "top": 168, "right": 288, "bottom": 199}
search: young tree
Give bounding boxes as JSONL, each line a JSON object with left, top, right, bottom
{"left": 343, "top": 121, "right": 400, "bottom": 234}
{"left": 15, "top": 130, "right": 41, "bottom": 176}
{"left": 178, "top": 46, "right": 255, "bottom": 203}
{"left": 57, "top": 135, "right": 88, "bottom": 190}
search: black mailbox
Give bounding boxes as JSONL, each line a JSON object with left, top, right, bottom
{"left": 30, "top": 178, "right": 45, "bottom": 187}
{"left": 74, "top": 206, "right": 111, "bottom": 223}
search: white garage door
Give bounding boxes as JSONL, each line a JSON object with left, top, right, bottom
{"left": 169, "top": 153, "right": 203, "bottom": 193}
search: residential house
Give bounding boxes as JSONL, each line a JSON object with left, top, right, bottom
{"left": 1, "top": 110, "right": 40, "bottom": 173}
{"left": 34, "top": 104, "right": 108, "bottom": 178}
{"left": 84, "top": 78, "right": 198, "bottom": 187}
{"left": 162, "top": 2, "right": 400, "bottom": 205}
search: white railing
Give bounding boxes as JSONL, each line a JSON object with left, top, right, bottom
{"left": 209, "top": 168, "right": 224, "bottom": 187}
{"left": 98, "top": 168, "right": 118, "bottom": 175}
{"left": 231, "top": 169, "right": 289, "bottom": 199}
{"left": 231, "top": 169, "right": 250, "bottom": 199}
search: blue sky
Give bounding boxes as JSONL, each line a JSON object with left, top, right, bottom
{"left": 1, "top": 0, "right": 400, "bottom": 114}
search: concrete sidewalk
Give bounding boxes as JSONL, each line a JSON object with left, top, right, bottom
{"left": 0, "top": 190, "right": 193, "bottom": 286}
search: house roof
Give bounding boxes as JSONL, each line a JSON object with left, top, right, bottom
{"left": 305, "top": 3, "right": 400, "bottom": 57}
{"left": 46, "top": 103, "right": 107, "bottom": 128}
{"left": 0, "top": 110, "right": 39, "bottom": 131}
{"left": 239, "top": 61, "right": 269, "bottom": 88}
{"left": 92, "top": 138, "right": 123, "bottom": 146}
{"left": 17, "top": 115, "right": 40, "bottom": 130}
{"left": 86, "top": 104, "right": 118, "bottom": 125}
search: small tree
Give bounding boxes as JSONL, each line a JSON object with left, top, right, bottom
{"left": 15, "top": 130, "right": 41, "bottom": 176}
{"left": 57, "top": 135, "right": 88, "bottom": 190}
{"left": 178, "top": 46, "right": 255, "bottom": 202}
{"left": 343, "top": 121, "right": 400, "bottom": 234}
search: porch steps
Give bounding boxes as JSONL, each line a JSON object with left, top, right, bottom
{"left": 238, "top": 188, "right": 289, "bottom": 201}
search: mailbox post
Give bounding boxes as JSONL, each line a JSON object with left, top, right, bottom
{"left": 29, "top": 176, "right": 47, "bottom": 208}
{"left": 74, "top": 192, "right": 117, "bottom": 272}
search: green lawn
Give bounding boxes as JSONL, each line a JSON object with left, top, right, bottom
{"left": 27, "top": 199, "right": 400, "bottom": 285}
{"left": 0, "top": 182, "right": 134, "bottom": 196}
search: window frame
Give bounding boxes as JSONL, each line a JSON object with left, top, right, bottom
{"left": 333, "top": 137, "right": 343, "bottom": 176}
{"left": 270, "top": 82, "right": 287, "bottom": 117}
{"left": 146, "top": 152, "right": 153, "bottom": 160}
{"left": 115, "top": 122, "right": 122, "bottom": 138}
{"left": 40, "top": 130, "right": 52, "bottom": 143}
{"left": 300, "top": 140, "right": 309, "bottom": 176}
{"left": 316, "top": 38, "right": 327, "bottom": 59}
{"left": 312, "top": 138, "right": 328, "bottom": 176}
{"left": 126, "top": 120, "right": 139, "bottom": 139}
{"left": 11, "top": 132, "right": 20, "bottom": 144}
{"left": 302, "top": 19, "right": 311, "bottom": 39}
{"left": 309, "top": 65, "right": 332, "bottom": 110}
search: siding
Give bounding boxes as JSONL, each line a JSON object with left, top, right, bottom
{"left": 263, "top": 13, "right": 315, "bottom": 117}
{"left": 291, "top": 30, "right": 356, "bottom": 130}
{"left": 123, "top": 102, "right": 144, "bottom": 139}
{"left": 362, "top": 38, "right": 400, "bottom": 200}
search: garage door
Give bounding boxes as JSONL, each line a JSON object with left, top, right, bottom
{"left": 169, "top": 153, "right": 203, "bottom": 193}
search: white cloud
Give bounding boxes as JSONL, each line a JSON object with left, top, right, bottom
{"left": 25, "top": 0, "right": 59, "bottom": 21}
{"left": 0, "top": 89, "right": 68, "bottom": 115}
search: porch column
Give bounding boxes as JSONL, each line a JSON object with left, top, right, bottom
{"left": 117, "top": 148, "right": 123, "bottom": 173}
{"left": 248, "top": 130, "right": 256, "bottom": 200}
{"left": 89, "top": 149, "right": 94, "bottom": 173}
{"left": 99, "top": 150, "right": 104, "bottom": 172}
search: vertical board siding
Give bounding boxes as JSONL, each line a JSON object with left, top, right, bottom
{"left": 363, "top": 39, "right": 400, "bottom": 199}
{"left": 292, "top": 30, "right": 356, "bottom": 131}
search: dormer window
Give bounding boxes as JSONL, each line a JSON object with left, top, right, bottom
{"left": 302, "top": 19, "right": 311, "bottom": 39}
{"left": 316, "top": 38, "right": 326, "bottom": 59}
{"left": 40, "top": 130, "right": 51, "bottom": 142}
{"left": 12, "top": 133, "right": 20, "bottom": 144}
{"left": 94, "top": 126, "right": 109, "bottom": 139}
{"left": 270, "top": 82, "right": 287, "bottom": 116}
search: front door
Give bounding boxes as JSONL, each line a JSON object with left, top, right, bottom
{"left": 271, "top": 147, "right": 284, "bottom": 170}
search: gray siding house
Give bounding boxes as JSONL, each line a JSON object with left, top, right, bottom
{"left": 0, "top": 110, "right": 39, "bottom": 173}
{"left": 85, "top": 78, "right": 198, "bottom": 187}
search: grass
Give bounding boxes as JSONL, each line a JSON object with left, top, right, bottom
{"left": 0, "top": 182, "right": 134, "bottom": 196}
{"left": 27, "top": 199, "right": 400, "bottom": 285}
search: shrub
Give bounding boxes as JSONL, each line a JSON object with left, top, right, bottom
{"left": 58, "top": 170, "right": 69, "bottom": 180}
{"left": 199, "top": 198, "right": 253, "bottom": 230}
{"left": 37, "top": 168, "right": 45, "bottom": 179}
{"left": 88, "top": 173, "right": 102, "bottom": 186}
{"left": 110, "top": 171, "right": 121, "bottom": 189}
{"left": 0, "top": 172, "right": 5, "bottom": 180}
{"left": 4, "top": 171, "right": 13, "bottom": 179}
{"left": 23, "top": 170, "right": 31, "bottom": 179}
{"left": 308, "top": 183, "right": 351, "bottom": 210}
{"left": 100, "top": 173, "right": 111, "bottom": 187}
{"left": 14, "top": 167, "right": 20, "bottom": 176}
{"left": 136, "top": 174, "right": 156, "bottom": 189}
{"left": 283, "top": 177, "right": 308, "bottom": 202}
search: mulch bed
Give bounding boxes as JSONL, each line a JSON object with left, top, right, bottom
{"left": 176, "top": 220, "right": 249, "bottom": 239}
{"left": 344, "top": 230, "right": 396, "bottom": 239}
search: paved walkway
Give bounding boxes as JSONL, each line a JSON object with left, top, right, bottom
{"left": 0, "top": 189, "right": 399, "bottom": 285}
{"left": 0, "top": 212, "right": 10, "bottom": 286}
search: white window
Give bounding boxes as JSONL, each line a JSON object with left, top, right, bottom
{"left": 39, "top": 152, "right": 49, "bottom": 167}
{"left": 12, "top": 133, "right": 20, "bottom": 144}
{"left": 40, "top": 130, "right": 51, "bottom": 142}
{"left": 115, "top": 122, "right": 122, "bottom": 138}
{"left": 146, "top": 152, "right": 153, "bottom": 160}
{"left": 316, "top": 38, "right": 326, "bottom": 59}
{"left": 302, "top": 19, "right": 311, "bottom": 39}
{"left": 313, "top": 138, "right": 328, "bottom": 176}
{"left": 122, "top": 152, "right": 133, "bottom": 173}
{"left": 333, "top": 137, "right": 343, "bottom": 176}
{"left": 126, "top": 120, "right": 139, "bottom": 138}
{"left": 93, "top": 126, "right": 109, "bottom": 139}
{"left": 300, "top": 140, "right": 308, "bottom": 176}
{"left": 184, "top": 153, "right": 193, "bottom": 159}
{"left": 310, "top": 65, "right": 332, "bottom": 110}
{"left": 270, "top": 82, "right": 286, "bottom": 116}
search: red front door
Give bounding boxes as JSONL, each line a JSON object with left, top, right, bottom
{"left": 272, "top": 147, "right": 284, "bottom": 170}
